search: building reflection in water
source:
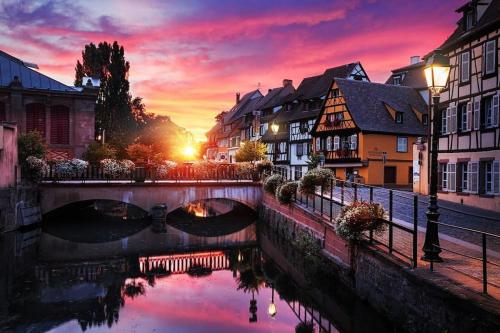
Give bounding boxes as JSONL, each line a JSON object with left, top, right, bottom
{"left": 184, "top": 198, "right": 236, "bottom": 218}
{"left": 0, "top": 203, "right": 399, "bottom": 333}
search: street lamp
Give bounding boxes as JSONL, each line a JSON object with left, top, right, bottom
{"left": 422, "top": 51, "right": 450, "bottom": 262}
{"left": 271, "top": 122, "right": 279, "bottom": 163}
{"left": 268, "top": 285, "right": 277, "bottom": 318}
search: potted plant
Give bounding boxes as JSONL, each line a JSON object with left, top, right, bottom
{"left": 276, "top": 181, "right": 299, "bottom": 204}
{"left": 298, "top": 167, "right": 335, "bottom": 195}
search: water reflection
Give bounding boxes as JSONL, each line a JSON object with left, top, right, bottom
{"left": 184, "top": 198, "right": 236, "bottom": 217}
{"left": 0, "top": 214, "right": 401, "bottom": 333}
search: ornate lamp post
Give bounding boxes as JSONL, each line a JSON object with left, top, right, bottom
{"left": 422, "top": 51, "right": 450, "bottom": 262}
{"left": 271, "top": 122, "right": 279, "bottom": 163}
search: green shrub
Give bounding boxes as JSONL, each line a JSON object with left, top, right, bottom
{"left": 256, "top": 159, "right": 273, "bottom": 174}
{"left": 83, "top": 142, "right": 117, "bottom": 163}
{"left": 298, "top": 167, "right": 335, "bottom": 195}
{"left": 18, "top": 132, "right": 47, "bottom": 170}
{"left": 263, "top": 174, "right": 283, "bottom": 194}
{"left": 295, "top": 321, "right": 314, "bottom": 333}
{"left": 276, "top": 181, "right": 299, "bottom": 204}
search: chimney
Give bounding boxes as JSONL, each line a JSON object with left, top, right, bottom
{"left": 283, "top": 79, "right": 292, "bottom": 87}
{"left": 410, "top": 56, "right": 420, "bottom": 65}
{"left": 268, "top": 89, "right": 272, "bottom": 93}
{"left": 236, "top": 92, "right": 240, "bottom": 104}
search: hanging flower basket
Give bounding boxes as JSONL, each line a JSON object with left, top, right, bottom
{"left": 298, "top": 168, "right": 334, "bottom": 195}
{"left": 335, "top": 201, "right": 386, "bottom": 242}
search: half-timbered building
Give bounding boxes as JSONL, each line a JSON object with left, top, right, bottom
{"left": 0, "top": 50, "right": 98, "bottom": 160}
{"left": 312, "top": 79, "right": 428, "bottom": 186}
{"left": 277, "top": 63, "right": 369, "bottom": 180}
{"left": 430, "top": 0, "right": 500, "bottom": 211}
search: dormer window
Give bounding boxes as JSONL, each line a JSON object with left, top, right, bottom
{"left": 464, "top": 10, "right": 474, "bottom": 30}
{"left": 395, "top": 112, "right": 403, "bottom": 124}
{"left": 422, "top": 114, "right": 429, "bottom": 125}
{"left": 393, "top": 76, "right": 401, "bottom": 85}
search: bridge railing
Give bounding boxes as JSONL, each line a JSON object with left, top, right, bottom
{"left": 42, "top": 163, "right": 263, "bottom": 183}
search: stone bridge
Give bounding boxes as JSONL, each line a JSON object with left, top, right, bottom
{"left": 39, "top": 181, "right": 262, "bottom": 215}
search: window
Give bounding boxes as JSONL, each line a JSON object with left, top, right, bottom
{"left": 422, "top": 114, "right": 429, "bottom": 125}
{"left": 441, "top": 108, "right": 449, "bottom": 134}
{"left": 331, "top": 89, "right": 340, "bottom": 98}
{"left": 440, "top": 163, "right": 456, "bottom": 192}
{"left": 458, "top": 103, "right": 469, "bottom": 132}
{"left": 485, "top": 95, "right": 499, "bottom": 128}
{"left": 260, "top": 123, "right": 266, "bottom": 135}
{"left": 315, "top": 137, "right": 321, "bottom": 152}
{"left": 26, "top": 103, "right": 46, "bottom": 137}
{"left": 296, "top": 143, "right": 304, "bottom": 157}
{"left": 395, "top": 112, "right": 403, "bottom": 123}
{"left": 484, "top": 40, "right": 496, "bottom": 75}
{"left": 464, "top": 11, "right": 474, "bottom": 30}
{"left": 50, "top": 105, "right": 70, "bottom": 145}
{"left": 485, "top": 161, "right": 500, "bottom": 194}
{"left": 326, "top": 136, "right": 332, "bottom": 151}
{"left": 397, "top": 137, "right": 408, "bottom": 152}
{"left": 460, "top": 52, "right": 470, "bottom": 83}
{"left": 450, "top": 106, "right": 457, "bottom": 133}
{"left": 333, "top": 136, "right": 340, "bottom": 150}
{"left": 393, "top": 76, "right": 401, "bottom": 85}
{"left": 350, "top": 134, "right": 357, "bottom": 150}
{"left": 294, "top": 167, "right": 303, "bottom": 181}
{"left": 461, "top": 162, "right": 469, "bottom": 192}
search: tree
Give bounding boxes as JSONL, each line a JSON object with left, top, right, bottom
{"left": 18, "top": 131, "right": 47, "bottom": 165}
{"left": 306, "top": 152, "right": 321, "bottom": 169}
{"left": 74, "top": 41, "right": 140, "bottom": 153}
{"left": 126, "top": 143, "right": 153, "bottom": 164}
{"left": 235, "top": 141, "right": 267, "bottom": 163}
{"left": 83, "top": 142, "right": 116, "bottom": 163}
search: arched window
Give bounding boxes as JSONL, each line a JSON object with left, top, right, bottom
{"left": 26, "top": 103, "right": 46, "bottom": 137}
{"left": 0, "top": 101, "right": 5, "bottom": 122}
{"left": 50, "top": 105, "right": 70, "bottom": 144}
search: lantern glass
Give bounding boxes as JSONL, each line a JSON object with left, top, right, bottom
{"left": 271, "top": 122, "right": 279, "bottom": 134}
{"left": 268, "top": 303, "right": 277, "bottom": 317}
{"left": 424, "top": 52, "right": 450, "bottom": 96}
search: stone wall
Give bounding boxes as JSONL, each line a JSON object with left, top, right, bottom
{"left": 260, "top": 193, "right": 500, "bottom": 333}
{"left": 0, "top": 123, "right": 19, "bottom": 188}
{"left": 0, "top": 186, "right": 39, "bottom": 232}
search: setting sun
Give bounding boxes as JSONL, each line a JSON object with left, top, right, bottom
{"left": 182, "top": 145, "right": 196, "bottom": 158}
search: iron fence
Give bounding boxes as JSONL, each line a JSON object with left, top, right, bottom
{"left": 42, "top": 163, "right": 261, "bottom": 183}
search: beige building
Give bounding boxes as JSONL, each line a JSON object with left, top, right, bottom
{"left": 426, "top": 1, "right": 500, "bottom": 211}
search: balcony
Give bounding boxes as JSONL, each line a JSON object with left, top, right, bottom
{"left": 324, "top": 148, "right": 360, "bottom": 163}
{"left": 316, "top": 119, "right": 355, "bottom": 132}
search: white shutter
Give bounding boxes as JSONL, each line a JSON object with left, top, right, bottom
{"left": 350, "top": 134, "right": 357, "bottom": 150}
{"left": 493, "top": 95, "right": 499, "bottom": 127}
{"left": 466, "top": 102, "right": 472, "bottom": 131}
{"left": 326, "top": 136, "right": 332, "bottom": 150}
{"left": 493, "top": 161, "right": 500, "bottom": 194}
{"left": 448, "top": 163, "right": 456, "bottom": 192}
{"left": 443, "top": 107, "right": 450, "bottom": 134}
{"left": 333, "top": 136, "right": 340, "bottom": 150}
{"left": 450, "top": 106, "right": 457, "bottom": 133}
{"left": 473, "top": 100, "right": 481, "bottom": 130}
{"left": 468, "top": 162, "right": 478, "bottom": 193}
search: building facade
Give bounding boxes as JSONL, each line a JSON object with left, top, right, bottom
{"left": 431, "top": 0, "right": 500, "bottom": 211}
{"left": 0, "top": 50, "right": 98, "bottom": 160}
{"left": 312, "top": 79, "right": 428, "bottom": 186}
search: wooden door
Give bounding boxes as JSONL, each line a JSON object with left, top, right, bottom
{"left": 384, "top": 166, "right": 397, "bottom": 184}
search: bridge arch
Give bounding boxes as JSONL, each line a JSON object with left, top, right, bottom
{"left": 39, "top": 183, "right": 262, "bottom": 215}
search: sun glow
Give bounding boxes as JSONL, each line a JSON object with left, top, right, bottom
{"left": 182, "top": 145, "right": 196, "bottom": 158}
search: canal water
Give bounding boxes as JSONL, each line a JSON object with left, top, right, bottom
{"left": 0, "top": 199, "right": 402, "bottom": 333}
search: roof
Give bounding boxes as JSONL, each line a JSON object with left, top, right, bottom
{"left": 224, "top": 89, "right": 262, "bottom": 123}
{"left": 274, "top": 62, "right": 366, "bottom": 124}
{"left": 258, "top": 84, "right": 295, "bottom": 110}
{"left": 333, "top": 78, "right": 428, "bottom": 136}
{"left": 0, "top": 50, "right": 77, "bottom": 92}
{"left": 385, "top": 61, "right": 427, "bottom": 89}
{"left": 435, "top": 0, "right": 500, "bottom": 53}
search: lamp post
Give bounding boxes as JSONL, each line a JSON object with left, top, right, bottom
{"left": 271, "top": 122, "right": 279, "bottom": 163}
{"left": 422, "top": 51, "right": 450, "bottom": 262}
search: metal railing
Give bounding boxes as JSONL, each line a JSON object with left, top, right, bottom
{"left": 429, "top": 222, "right": 500, "bottom": 294}
{"left": 271, "top": 167, "right": 419, "bottom": 268}
{"left": 42, "top": 163, "right": 261, "bottom": 183}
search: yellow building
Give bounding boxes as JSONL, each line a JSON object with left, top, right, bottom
{"left": 311, "top": 79, "right": 428, "bottom": 187}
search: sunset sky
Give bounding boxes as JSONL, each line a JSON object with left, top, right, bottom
{"left": 0, "top": 0, "right": 464, "bottom": 141}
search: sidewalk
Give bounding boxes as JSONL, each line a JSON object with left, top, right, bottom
{"left": 296, "top": 192, "right": 500, "bottom": 300}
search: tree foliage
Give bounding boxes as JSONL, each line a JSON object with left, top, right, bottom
{"left": 74, "top": 41, "right": 140, "bottom": 153}
{"left": 235, "top": 141, "right": 267, "bottom": 163}
{"left": 83, "top": 142, "right": 117, "bottom": 163}
{"left": 126, "top": 143, "right": 153, "bottom": 164}
{"left": 18, "top": 131, "right": 47, "bottom": 166}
